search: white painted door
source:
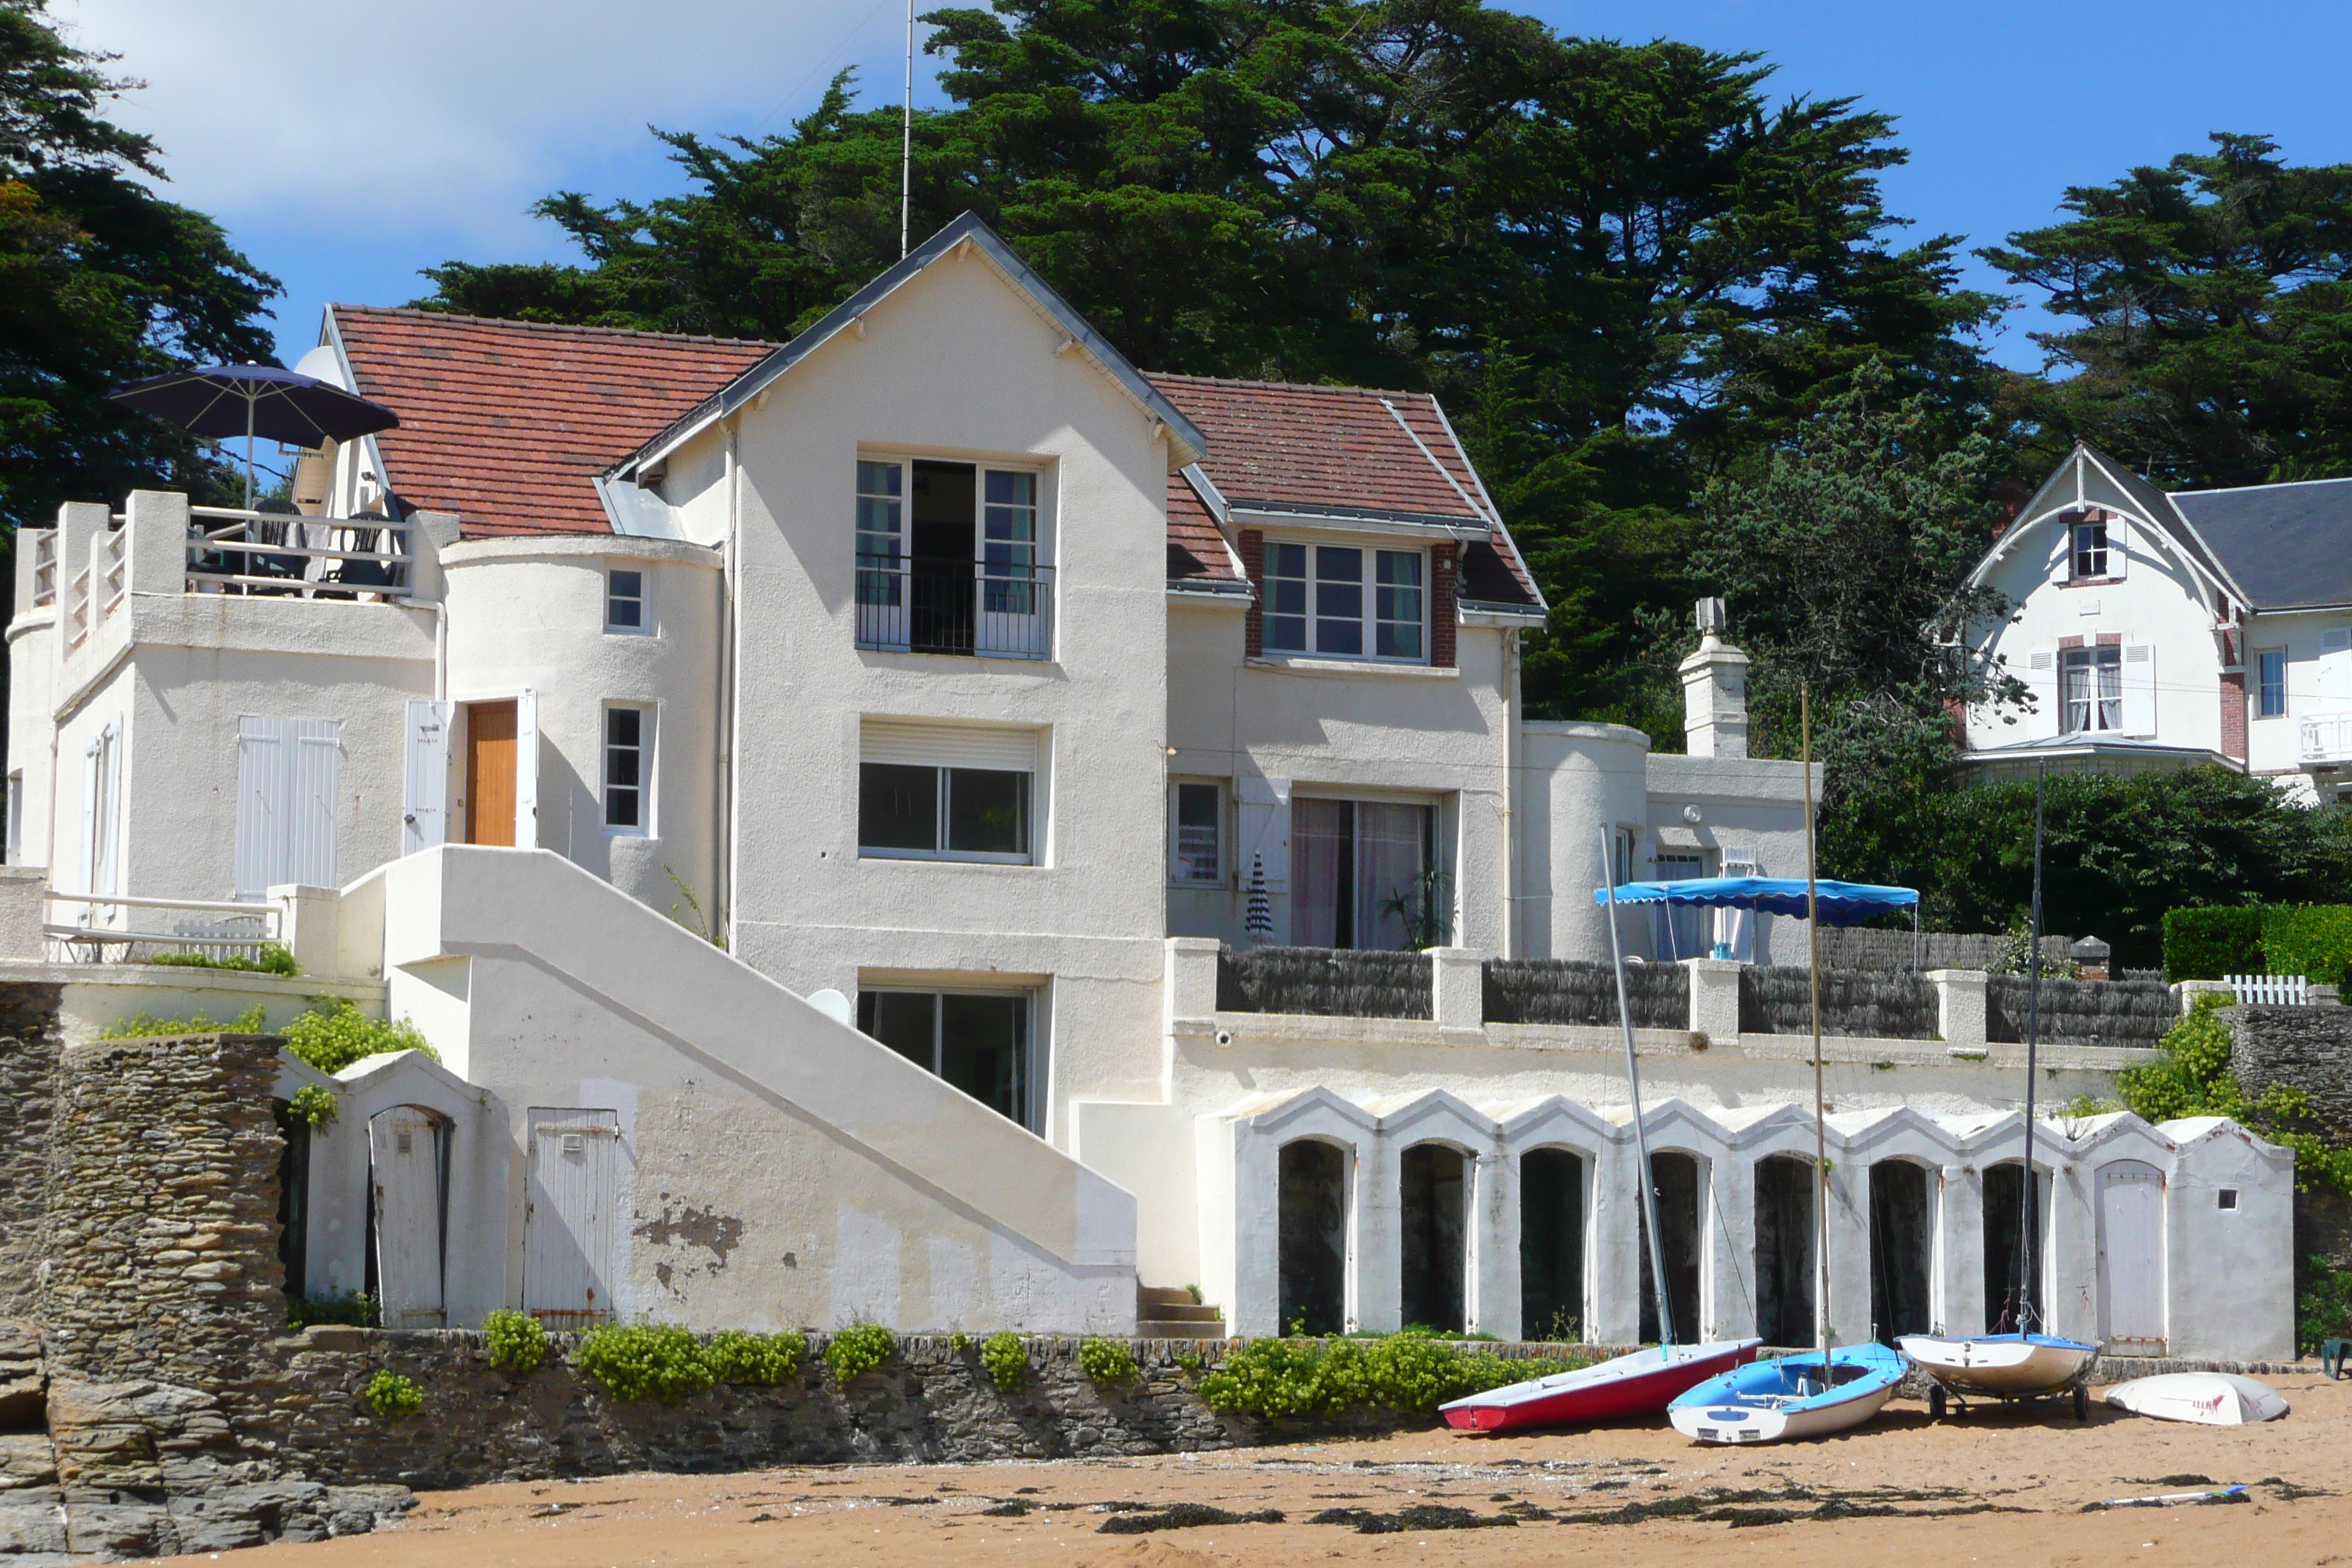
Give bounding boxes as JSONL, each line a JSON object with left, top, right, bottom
{"left": 524, "top": 1108, "right": 619, "bottom": 1325}
{"left": 2097, "top": 1160, "right": 2167, "bottom": 1353}
{"left": 513, "top": 689, "right": 540, "bottom": 849}
{"left": 402, "top": 699, "right": 449, "bottom": 854}
{"left": 369, "top": 1107, "right": 445, "bottom": 1327}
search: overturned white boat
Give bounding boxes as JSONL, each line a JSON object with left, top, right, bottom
{"left": 1900, "top": 1331, "right": 2099, "bottom": 1417}
{"left": 2105, "top": 1372, "right": 2288, "bottom": 1425}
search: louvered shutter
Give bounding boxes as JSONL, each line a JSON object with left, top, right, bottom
{"left": 95, "top": 720, "right": 120, "bottom": 899}
{"left": 859, "top": 719, "right": 1044, "bottom": 772}
{"left": 289, "top": 720, "right": 340, "bottom": 887}
{"left": 403, "top": 700, "right": 450, "bottom": 854}
{"left": 235, "top": 718, "right": 286, "bottom": 900}
{"left": 2121, "top": 645, "right": 2156, "bottom": 737}
{"left": 514, "top": 689, "right": 540, "bottom": 850}
{"left": 1236, "top": 774, "right": 1291, "bottom": 893}
{"left": 2024, "top": 650, "right": 2061, "bottom": 739}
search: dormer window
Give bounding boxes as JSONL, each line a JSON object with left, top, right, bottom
{"left": 2070, "top": 516, "right": 2109, "bottom": 579}
{"left": 1263, "top": 541, "right": 1426, "bottom": 662}
{"left": 854, "top": 456, "right": 1051, "bottom": 660}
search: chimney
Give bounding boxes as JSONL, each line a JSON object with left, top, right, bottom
{"left": 2070, "top": 934, "right": 2111, "bottom": 982}
{"left": 1680, "top": 598, "right": 1750, "bottom": 758}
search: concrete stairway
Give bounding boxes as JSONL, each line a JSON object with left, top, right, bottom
{"left": 1137, "top": 1286, "right": 1225, "bottom": 1339}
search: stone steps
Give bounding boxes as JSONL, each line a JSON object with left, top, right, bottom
{"left": 1137, "top": 1287, "right": 1224, "bottom": 1340}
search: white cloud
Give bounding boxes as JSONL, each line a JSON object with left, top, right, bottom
{"left": 54, "top": 0, "right": 922, "bottom": 245}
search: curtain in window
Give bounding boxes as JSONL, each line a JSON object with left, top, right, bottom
{"left": 1651, "top": 852, "right": 1707, "bottom": 960}
{"left": 2096, "top": 650, "right": 2123, "bottom": 731}
{"left": 1355, "top": 802, "right": 1428, "bottom": 951}
{"left": 1292, "top": 797, "right": 1347, "bottom": 948}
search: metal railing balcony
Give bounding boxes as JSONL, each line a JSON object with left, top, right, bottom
{"left": 42, "top": 889, "right": 282, "bottom": 965}
{"left": 2301, "top": 711, "right": 2352, "bottom": 765}
{"left": 185, "top": 507, "right": 414, "bottom": 600}
{"left": 854, "top": 558, "right": 1053, "bottom": 660}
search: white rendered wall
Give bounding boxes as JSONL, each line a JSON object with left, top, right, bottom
{"left": 1518, "top": 721, "right": 1650, "bottom": 962}
{"left": 441, "top": 537, "right": 723, "bottom": 919}
{"left": 721, "top": 246, "right": 1174, "bottom": 1147}
{"left": 2242, "top": 605, "right": 2352, "bottom": 789}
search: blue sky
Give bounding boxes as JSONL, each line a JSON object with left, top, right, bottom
{"left": 57, "top": 0, "right": 2352, "bottom": 369}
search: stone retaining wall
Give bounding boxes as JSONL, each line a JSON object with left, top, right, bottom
{"left": 0, "top": 986, "right": 61, "bottom": 1322}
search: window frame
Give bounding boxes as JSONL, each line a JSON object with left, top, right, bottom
{"left": 1169, "top": 778, "right": 1224, "bottom": 887}
{"left": 853, "top": 452, "right": 1055, "bottom": 659}
{"left": 602, "top": 702, "right": 652, "bottom": 834}
{"left": 2068, "top": 518, "right": 2109, "bottom": 581}
{"left": 854, "top": 986, "right": 1036, "bottom": 1130}
{"left": 1261, "top": 538, "right": 1431, "bottom": 665}
{"left": 2059, "top": 645, "right": 2123, "bottom": 734}
{"left": 604, "top": 565, "right": 649, "bottom": 635}
{"left": 857, "top": 761, "right": 1036, "bottom": 865}
{"left": 2255, "top": 647, "right": 2288, "bottom": 720}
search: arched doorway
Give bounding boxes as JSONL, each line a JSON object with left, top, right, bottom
{"left": 1638, "top": 1151, "right": 1704, "bottom": 1343}
{"left": 1519, "top": 1147, "right": 1586, "bottom": 1342}
{"left": 1753, "top": 1154, "right": 1817, "bottom": 1348}
{"left": 1278, "top": 1140, "right": 1348, "bottom": 1335}
{"left": 1869, "top": 1160, "right": 1934, "bottom": 1343}
{"left": 368, "top": 1105, "right": 450, "bottom": 1328}
{"left": 1982, "top": 1161, "right": 2051, "bottom": 1333}
{"left": 1399, "top": 1144, "right": 1469, "bottom": 1333}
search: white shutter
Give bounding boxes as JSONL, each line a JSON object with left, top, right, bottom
{"left": 289, "top": 720, "right": 341, "bottom": 888}
{"left": 236, "top": 718, "right": 287, "bottom": 900}
{"left": 2108, "top": 515, "right": 2127, "bottom": 580}
{"left": 2121, "top": 644, "right": 2157, "bottom": 737}
{"left": 2024, "top": 649, "right": 2061, "bottom": 739}
{"left": 402, "top": 699, "right": 450, "bottom": 853}
{"left": 78, "top": 736, "right": 99, "bottom": 904}
{"left": 95, "top": 720, "right": 121, "bottom": 898}
{"left": 859, "top": 717, "right": 1044, "bottom": 772}
{"left": 1237, "top": 774, "right": 1292, "bottom": 892}
{"left": 514, "top": 687, "right": 540, "bottom": 850}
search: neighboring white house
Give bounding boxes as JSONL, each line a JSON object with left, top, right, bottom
{"left": 1961, "top": 440, "right": 2352, "bottom": 800}
{"left": 0, "top": 216, "right": 2293, "bottom": 1358}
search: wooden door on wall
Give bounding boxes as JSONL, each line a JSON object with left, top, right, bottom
{"left": 465, "top": 700, "right": 516, "bottom": 845}
{"left": 2097, "top": 1161, "right": 2168, "bottom": 1354}
{"left": 369, "top": 1107, "right": 446, "bottom": 1327}
{"left": 524, "top": 1108, "right": 619, "bottom": 1325}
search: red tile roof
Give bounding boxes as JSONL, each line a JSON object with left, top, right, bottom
{"left": 1167, "top": 471, "right": 1240, "bottom": 584}
{"left": 1147, "top": 374, "right": 1541, "bottom": 608}
{"left": 331, "top": 306, "right": 774, "bottom": 538}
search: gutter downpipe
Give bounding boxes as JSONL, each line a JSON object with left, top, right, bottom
{"left": 1501, "top": 625, "right": 1520, "bottom": 958}
{"left": 718, "top": 423, "right": 740, "bottom": 949}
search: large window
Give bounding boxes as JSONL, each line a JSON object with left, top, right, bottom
{"left": 2060, "top": 646, "right": 2122, "bottom": 733}
{"left": 603, "top": 706, "right": 648, "bottom": 831}
{"left": 1292, "top": 796, "right": 1441, "bottom": 949}
{"left": 2257, "top": 649, "right": 2288, "bottom": 719}
{"left": 855, "top": 457, "right": 1049, "bottom": 658}
{"left": 1172, "top": 780, "right": 1221, "bottom": 885}
{"left": 857, "top": 990, "right": 1031, "bottom": 1128}
{"left": 2069, "top": 518, "right": 2109, "bottom": 579}
{"left": 860, "top": 764, "right": 1031, "bottom": 861}
{"left": 1264, "top": 542, "right": 1426, "bottom": 662}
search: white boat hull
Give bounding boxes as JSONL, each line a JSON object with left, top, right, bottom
{"left": 1899, "top": 1333, "right": 2097, "bottom": 1398}
{"left": 2105, "top": 1373, "right": 2288, "bottom": 1425}
{"left": 1670, "top": 1379, "right": 1896, "bottom": 1444}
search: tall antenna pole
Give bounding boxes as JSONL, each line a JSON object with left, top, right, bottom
{"left": 2019, "top": 758, "right": 2047, "bottom": 1331}
{"left": 900, "top": 0, "right": 914, "bottom": 259}
{"left": 1803, "top": 683, "right": 1830, "bottom": 1388}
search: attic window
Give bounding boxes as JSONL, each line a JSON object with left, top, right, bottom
{"left": 2070, "top": 517, "right": 2108, "bottom": 579}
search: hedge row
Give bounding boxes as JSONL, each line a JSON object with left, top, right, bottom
{"left": 2163, "top": 904, "right": 2352, "bottom": 986}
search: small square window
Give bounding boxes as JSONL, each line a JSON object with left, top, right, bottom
{"left": 2217, "top": 1188, "right": 2239, "bottom": 1210}
{"left": 603, "top": 706, "right": 647, "bottom": 830}
{"left": 606, "top": 568, "right": 645, "bottom": 632}
{"left": 2070, "top": 518, "right": 2108, "bottom": 578}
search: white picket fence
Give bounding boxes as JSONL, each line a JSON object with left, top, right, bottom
{"left": 2228, "top": 973, "right": 2310, "bottom": 1006}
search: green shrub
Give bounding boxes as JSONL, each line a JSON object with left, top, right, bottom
{"left": 979, "top": 1331, "right": 1029, "bottom": 1392}
{"left": 1079, "top": 1337, "right": 1138, "bottom": 1385}
{"left": 823, "top": 1323, "right": 897, "bottom": 1385}
{"left": 286, "top": 1290, "right": 376, "bottom": 1330}
{"left": 1196, "top": 1333, "right": 1593, "bottom": 1421}
{"left": 2163, "top": 906, "right": 2266, "bottom": 980}
{"left": 2262, "top": 905, "right": 2352, "bottom": 989}
{"left": 142, "top": 943, "right": 298, "bottom": 976}
{"left": 483, "top": 1310, "right": 546, "bottom": 1374}
{"left": 702, "top": 1330, "right": 804, "bottom": 1385}
{"left": 574, "top": 1322, "right": 715, "bottom": 1402}
{"left": 100, "top": 1004, "right": 268, "bottom": 1040}
{"left": 949, "top": 1330, "right": 971, "bottom": 1355}
{"left": 287, "top": 1085, "right": 338, "bottom": 1128}
{"left": 2298, "top": 1256, "right": 2352, "bottom": 1355}
{"left": 2119, "top": 992, "right": 2352, "bottom": 1196}
{"left": 283, "top": 998, "right": 438, "bottom": 1074}
{"left": 364, "top": 1369, "right": 423, "bottom": 1421}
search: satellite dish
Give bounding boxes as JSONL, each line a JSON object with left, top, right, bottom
{"left": 806, "top": 988, "right": 853, "bottom": 1027}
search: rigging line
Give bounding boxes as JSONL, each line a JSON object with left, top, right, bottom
{"left": 749, "top": 0, "right": 896, "bottom": 136}
{"left": 1706, "top": 1173, "right": 1754, "bottom": 1328}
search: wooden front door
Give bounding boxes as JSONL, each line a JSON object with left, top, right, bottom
{"left": 465, "top": 700, "right": 517, "bottom": 845}
{"left": 524, "top": 1108, "right": 620, "bottom": 1325}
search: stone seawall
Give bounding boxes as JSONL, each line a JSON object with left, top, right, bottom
{"left": 0, "top": 985, "right": 61, "bottom": 1322}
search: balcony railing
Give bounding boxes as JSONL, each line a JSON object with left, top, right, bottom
{"left": 2302, "top": 712, "right": 2352, "bottom": 765}
{"left": 66, "top": 564, "right": 90, "bottom": 649}
{"left": 855, "top": 558, "right": 1053, "bottom": 660}
{"left": 186, "top": 508, "right": 414, "bottom": 600}
{"left": 42, "top": 889, "right": 282, "bottom": 965}
{"left": 31, "top": 529, "right": 56, "bottom": 607}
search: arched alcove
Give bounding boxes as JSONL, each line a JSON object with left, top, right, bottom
{"left": 1982, "top": 1161, "right": 2051, "bottom": 1333}
{"left": 1753, "top": 1154, "right": 1817, "bottom": 1348}
{"left": 1869, "top": 1159, "right": 1934, "bottom": 1343}
{"left": 1637, "top": 1151, "right": 1705, "bottom": 1343}
{"left": 1519, "top": 1147, "right": 1586, "bottom": 1342}
{"left": 1278, "top": 1139, "right": 1349, "bottom": 1335}
{"left": 1398, "top": 1143, "right": 1469, "bottom": 1333}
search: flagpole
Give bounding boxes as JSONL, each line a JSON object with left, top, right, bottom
{"left": 1803, "top": 682, "right": 1830, "bottom": 1388}
{"left": 900, "top": 0, "right": 914, "bottom": 259}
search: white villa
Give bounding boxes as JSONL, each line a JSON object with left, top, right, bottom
{"left": 1961, "top": 440, "right": 2352, "bottom": 799}
{"left": 1, "top": 216, "right": 2293, "bottom": 1360}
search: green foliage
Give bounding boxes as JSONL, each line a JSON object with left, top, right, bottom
{"left": 282, "top": 998, "right": 438, "bottom": 1074}
{"left": 1077, "top": 1336, "right": 1137, "bottom": 1386}
{"left": 2261, "top": 905, "right": 2352, "bottom": 990}
{"left": 979, "top": 1330, "right": 1029, "bottom": 1392}
{"left": 701, "top": 1330, "right": 804, "bottom": 1386}
{"left": 1175, "top": 1351, "right": 1203, "bottom": 1374}
{"left": 949, "top": 1330, "right": 971, "bottom": 1355}
{"left": 573, "top": 1323, "right": 715, "bottom": 1403}
{"left": 822, "top": 1323, "right": 896, "bottom": 1385}
{"left": 363, "top": 1370, "right": 422, "bottom": 1422}
{"left": 2164, "top": 907, "right": 2268, "bottom": 981}
{"left": 99, "top": 1004, "right": 266, "bottom": 1039}
{"left": 482, "top": 1310, "right": 546, "bottom": 1375}
{"left": 1196, "top": 1331, "right": 1593, "bottom": 1421}
{"left": 0, "top": 0, "right": 280, "bottom": 536}
{"left": 2297, "top": 1256, "right": 2352, "bottom": 1357}
{"left": 2118, "top": 994, "right": 2352, "bottom": 1196}
{"left": 287, "top": 1085, "right": 337, "bottom": 1128}
{"left": 140, "top": 943, "right": 298, "bottom": 976}
{"left": 285, "top": 1291, "right": 375, "bottom": 1330}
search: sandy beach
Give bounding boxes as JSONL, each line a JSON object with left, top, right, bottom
{"left": 190, "top": 1370, "right": 2351, "bottom": 1568}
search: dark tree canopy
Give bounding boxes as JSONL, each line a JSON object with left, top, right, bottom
{"left": 0, "top": 0, "right": 279, "bottom": 534}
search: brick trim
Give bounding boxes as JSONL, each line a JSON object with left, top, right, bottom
{"left": 2095, "top": 632, "right": 2122, "bottom": 647}
{"left": 2058, "top": 635, "right": 2085, "bottom": 649}
{"left": 1431, "top": 542, "right": 1458, "bottom": 669}
{"left": 2220, "top": 668, "right": 2248, "bottom": 761}
{"left": 1240, "top": 529, "right": 1264, "bottom": 658}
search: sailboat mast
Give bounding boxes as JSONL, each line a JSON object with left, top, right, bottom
{"left": 2020, "top": 760, "right": 2047, "bottom": 1331}
{"left": 1803, "top": 685, "right": 1830, "bottom": 1384}
{"left": 1600, "top": 823, "right": 1676, "bottom": 1351}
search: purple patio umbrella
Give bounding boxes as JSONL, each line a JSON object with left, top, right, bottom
{"left": 107, "top": 363, "right": 400, "bottom": 509}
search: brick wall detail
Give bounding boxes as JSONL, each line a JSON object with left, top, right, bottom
{"left": 1239, "top": 529, "right": 1264, "bottom": 657}
{"left": 1431, "top": 542, "right": 1457, "bottom": 668}
{"left": 2220, "top": 668, "right": 2248, "bottom": 761}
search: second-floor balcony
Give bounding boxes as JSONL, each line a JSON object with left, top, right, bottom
{"left": 185, "top": 507, "right": 415, "bottom": 600}
{"left": 2302, "top": 712, "right": 2352, "bottom": 766}
{"left": 856, "top": 557, "right": 1054, "bottom": 660}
